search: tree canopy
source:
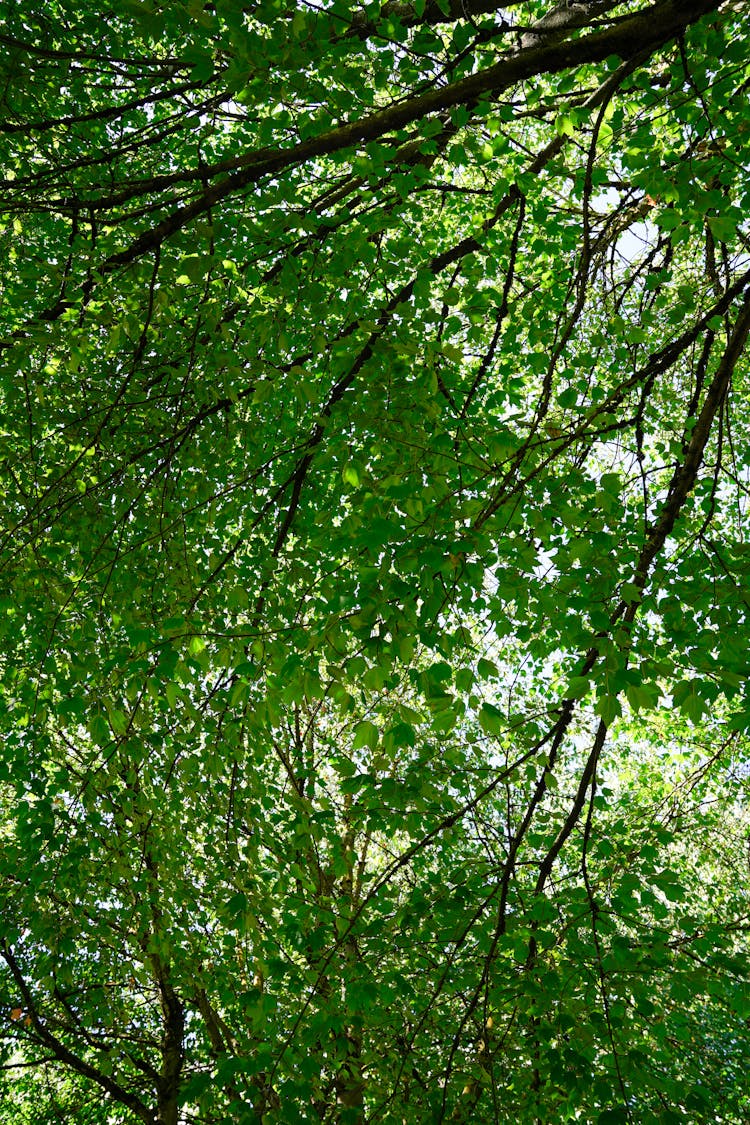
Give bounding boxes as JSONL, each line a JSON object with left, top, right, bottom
{"left": 1, "top": 1, "right": 750, "bottom": 1121}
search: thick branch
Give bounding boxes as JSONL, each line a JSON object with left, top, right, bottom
{"left": 94, "top": 0, "right": 722, "bottom": 284}
{"left": 622, "top": 288, "right": 750, "bottom": 610}
{"left": 1, "top": 942, "right": 155, "bottom": 1124}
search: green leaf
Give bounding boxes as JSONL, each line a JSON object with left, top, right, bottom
{"left": 352, "top": 721, "right": 378, "bottom": 750}
{"left": 625, "top": 681, "right": 659, "bottom": 712}
{"left": 478, "top": 702, "right": 505, "bottom": 735}
{"left": 342, "top": 462, "right": 361, "bottom": 487}
{"left": 595, "top": 694, "right": 622, "bottom": 725}
{"left": 597, "top": 1110, "right": 629, "bottom": 1124}
{"left": 566, "top": 676, "right": 591, "bottom": 700}
{"left": 672, "top": 680, "right": 706, "bottom": 723}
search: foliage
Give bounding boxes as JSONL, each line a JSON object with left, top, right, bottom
{"left": 1, "top": 0, "right": 750, "bottom": 1121}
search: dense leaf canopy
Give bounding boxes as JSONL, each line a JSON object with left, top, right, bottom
{"left": 1, "top": 1, "right": 750, "bottom": 1122}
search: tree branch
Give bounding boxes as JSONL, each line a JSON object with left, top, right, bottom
{"left": 0, "top": 942, "right": 156, "bottom": 1124}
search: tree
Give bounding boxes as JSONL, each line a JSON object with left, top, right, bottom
{"left": 1, "top": 0, "right": 750, "bottom": 1120}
